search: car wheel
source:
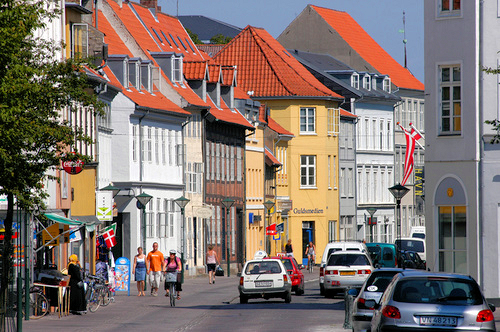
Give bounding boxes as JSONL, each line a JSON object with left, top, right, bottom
{"left": 320, "top": 284, "right": 325, "bottom": 296}
{"left": 284, "top": 292, "right": 292, "bottom": 303}
{"left": 239, "top": 295, "right": 248, "bottom": 304}
{"left": 296, "top": 287, "right": 304, "bottom": 295}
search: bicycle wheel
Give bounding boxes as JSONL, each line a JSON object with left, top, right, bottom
{"left": 88, "top": 289, "right": 101, "bottom": 313}
{"left": 100, "top": 287, "right": 112, "bottom": 306}
{"left": 169, "top": 283, "right": 176, "bottom": 307}
{"left": 29, "top": 291, "right": 49, "bottom": 319}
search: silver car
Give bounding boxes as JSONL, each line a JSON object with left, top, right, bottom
{"left": 349, "top": 268, "right": 405, "bottom": 332}
{"left": 368, "top": 271, "right": 496, "bottom": 331}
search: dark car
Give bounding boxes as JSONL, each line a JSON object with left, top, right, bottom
{"left": 271, "top": 256, "right": 305, "bottom": 295}
{"left": 399, "top": 250, "right": 426, "bottom": 269}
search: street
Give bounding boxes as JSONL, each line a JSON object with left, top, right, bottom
{"left": 23, "top": 271, "right": 347, "bottom": 332}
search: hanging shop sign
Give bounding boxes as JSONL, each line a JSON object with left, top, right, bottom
{"left": 62, "top": 158, "right": 85, "bottom": 175}
{"left": 115, "top": 257, "right": 131, "bottom": 296}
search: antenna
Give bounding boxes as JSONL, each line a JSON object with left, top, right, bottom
{"left": 402, "top": 11, "right": 407, "bottom": 68}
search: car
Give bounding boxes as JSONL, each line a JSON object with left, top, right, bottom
{"left": 367, "top": 271, "right": 496, "bottom": 331}
{"left": 399, "top": 250, "right": 426, "bottom": 270}
{"left": 238, "top": 258, "right": 292, "bottom": 304}
{"left": 349, "top": 268, "right": 405, "bottom": 332}
{"left": 319, "top": 241, "right": 368, "bottom": 295}
{"left": 366, "top": 243, "right": 397, "bottom": 268}
{"left": 395, "top": 237, "right": 426, "bottom": 262}
{"left": 323, "top": 251, "right": 373, "bottom": 297}
{"left": 271, "top": 256, "right": 305, "bottom": 295}
{"left": 410, "top": 226, "right": 426, "bottom": 239}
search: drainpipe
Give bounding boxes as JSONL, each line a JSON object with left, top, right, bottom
{"left": 477, "top": 0, "right": 484, "bottom": 288}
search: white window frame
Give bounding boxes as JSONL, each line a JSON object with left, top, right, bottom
{"left": 172, "top": 56, "right": 183, "bottom": 84}
{"left": 383, "top": 77, "right": 391, "bottom": 92}
{"left": 300, "top": 107, "right": 316, "bottom": 134}
{"left": 351, "top": 73, "right": 359, "bottom": 89}
{"left": 437, "top": 0, "right": 462, "bottom": 18}
{"left": 327, "top": 108, "right": 340, "bottom": 135}
{"left": 300, "top": 155, "right": 316, "bottom": 188}
{"left": 439, "top": 64, "right": 461, "bottom": 135}
{"left": 363, "top": 74, "right": 371, "bottom": 90}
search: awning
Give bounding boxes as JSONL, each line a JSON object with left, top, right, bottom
{"left": 265, "top": 148, "right": 282, "bottom": 167}
{"left": 44, "top": 213, "right": 101, "bottom": 232}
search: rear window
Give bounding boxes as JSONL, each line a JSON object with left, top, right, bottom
{"left": 364, "top": 271, "right": 400, "bottom": 292}
{"left": 245, "top": 261, "right": 283, "bottom": 274}
{"left": 396, "top": 239, "right": 424, "bottom": 253}
{"left": 280, "top": 259, "right": 293, "bottom": 270}
{"left": 328, "top": 254, "right": 370, "bottom": 266}
{"left": 393, "top": 277, "right": 483, "bottom": 305}
{"left": 412, "top": 233, "right": 425, "bottom": 239}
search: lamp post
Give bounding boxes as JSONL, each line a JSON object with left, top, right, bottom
{"left": 174, "top": 196, "right": 190, "bottom": 284}
{"left": 136, "top": 192, "right": 153, "bottom": 250}
{"left": 221, "top": 198, "right": 235, "bottom": 277}
{"left": 366, "top": 207, "right": 377, "bottom": 242}
{"left": 100, "top": 183, "right": 121, "bottom": 197}
{"left": 389, "top": 183, "right": 410, "bottom": 267}
{"left": 263, "top": 200, "right": 275, "bottom": 254}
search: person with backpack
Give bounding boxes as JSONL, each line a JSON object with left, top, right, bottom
{"left": 164, "top": 249, "right": 182, "bottom": 300}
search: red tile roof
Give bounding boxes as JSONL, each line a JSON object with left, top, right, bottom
{"left": 184, "top": 61, "right": 208, "bottom": 80}
{"left": 221, "top": 66, "right": 236, "bottom": 86}
{"left": 340, "top": 109, "right": 357, "bottom": 119}
{"left": 214, "top": 26, "right": 343, "bottom": 99}
{"left": 207, "top": 63, "right": 221, "bottom": 83}
{"left": 206, "top": 96, "right": 254, "bottom": 129}
{"left": 265, "top": 148, "right": 281, "bottom": 166}
{"left": 311, "top": 5, "right": 424, "bottom": 91}
{"left": 267, "top": 116, "right": 295, "bottom": 137}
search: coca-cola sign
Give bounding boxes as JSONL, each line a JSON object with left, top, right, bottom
{"left": 62, "top": 159, "right": 85, "bottom": 175}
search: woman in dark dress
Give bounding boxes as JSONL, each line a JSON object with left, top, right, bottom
{"left": 68, "top": 254, "right": 86, "bottom": 314}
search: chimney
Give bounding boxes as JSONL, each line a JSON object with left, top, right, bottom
{"left": 140, "top": 0, "right": 161, "bottom": 12}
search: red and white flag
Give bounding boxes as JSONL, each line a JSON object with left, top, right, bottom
{"left": 102, "top": 223, "right": 117, "bottom": 248}
{"left": 399, "top": 123, "right": 423, "bottom": 186}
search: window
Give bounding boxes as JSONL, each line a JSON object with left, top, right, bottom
{"left": 161, "top": 129, "right": 166, "bottom": 164}
{"left": 439, "top": 65, "right": 461, "bottom": 135}
{"left": 158, "top": 199, "right": 168, "bottom": 237}
{"left": 340, "top": 168, "right": 346, "bottom": 197}
{"left": 438, "top": 206, "right": 466, "bottom": 273}
{"left": 328, "top": 155, "right": 332, "bottom": 189}
{"left": 328, "top": 220, "right": 337, "bottom": 242}
{"left": 172, "top": 56, "right": 183, "bottom": 83}
{"left": 351, "top": 73, "right": 359, "bottom": 89}
{"left": 439, "top": 0, "right": 461, "bottom": 16}
{"left": 155, "top": 128, "right": 159, "bottom": 164}
{"left": 146, "top": 199, "right": 154, "bottom": 238}
{"left": 132, "top": 124, "right": 138, "bottom": 162}
{"left": 363, "top": 74, "right": 371, "bottom": 90}
{"left": 300, "top": 107, "right": 315, "bottom": 133}
{"left": 347, "top": 168, "right": 354, "bottom": 197}
{"left": 142, "top": 126, "right": 152, "bottom": 162}
{"left": 300, "top": 155, "right": 316, "bottom": 188}
{"left": 71, "top": 23, "right": 88, "bottom": 59}
{"left": 383, "top": 77, "right": 391, "bottom": 93}
{"left": 327, "top": 108, "right": 340, "bottom": 135}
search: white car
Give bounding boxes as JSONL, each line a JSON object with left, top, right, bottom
{"left": 238, "top": 258, "right": 292, "bottom": 303}
{"left": 323, "top": 251, "right": 373, "bottom": 296}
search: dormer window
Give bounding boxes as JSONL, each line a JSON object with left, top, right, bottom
{"left": 141, "top": 61, "right": 153, "bottom": 92}
{"left": 128, "top": 58, "right": 141, "bottom": 90}
{"left": 123, "top": 58, "right": 129, "bottom": 89}
{"left": 363, "top": 74, "right": 371, "bottom": 90}
{"left": 172, "top": 56, "right": 183, "bottom": 84}
{"left": 351, "top": 73, "right": 359, "bottom": 89}
{"left": 383, "top": 77, "right": 391, "bottom": 93}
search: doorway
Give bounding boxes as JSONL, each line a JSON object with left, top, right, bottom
{"left": 302, "top": 221, "right": 315, "bottom": 266}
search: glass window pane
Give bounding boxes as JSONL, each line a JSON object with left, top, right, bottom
{"left": 442, "top": 67, "right": 450, "bottom": 82}
{"left": 454, "top": 251, "right": 467, "bottom": 274}
{"left": 439, "top": 251, "right": 453, "bottom": 272}
{"left": 453, "top": 0, "right": 460, "bottom": 11}
{"left": 439, "top": 206, "right": 452, "bottom": 249}
{"left": 454, "top": 206, "right": 466, "bottom": 250}
{"left": 453, "top": 116, "right": 461, "bottom": 132}
{"left": 453, "top": 86, "right": 460, "bottom": 100}
{"left": 442, "top": 0, "right": 450, "bottom": 11}
{"left": 453, "top": 66, "right": 461, "bottom": 81}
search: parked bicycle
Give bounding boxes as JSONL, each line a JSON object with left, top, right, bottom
{"left": 85, "top": 274, "right": 109, "bottom": 312}
{"left": 11, "top": 285, "right": 50, "bottom": 319}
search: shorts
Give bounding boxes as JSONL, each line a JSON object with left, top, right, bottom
{"left": 149, "top": 271, "right": 162, "bottom": 289}
{"left": 207, "top": 264, "right": 216, "bottom": 272}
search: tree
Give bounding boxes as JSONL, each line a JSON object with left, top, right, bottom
{"left": 186, "top": 28, "right": 203, "bottom": 45}
{"left": 0, "top": 1, "right": 103, "bottom": 327}
{"left": 210, "top": 33, "right": 232, "bottom": 44}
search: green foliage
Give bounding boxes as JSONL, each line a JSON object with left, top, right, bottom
{"left": 186, "top": 28, "right": 203, "bottom": 45}
{"left": 210, "top": 33, "right": 232, "bottom": 44}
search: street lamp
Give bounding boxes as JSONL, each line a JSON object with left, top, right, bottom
{"left": 100, "top": 183, "right": 121, "bottom": 197}
{"left": 366, "top": 207, "right": 377, "bottom": 242}
{"left": 136, "top": 192, "right": 153, "bottom": 250}
{"left": 263, "top": 200, "right": 275, "bottom": 254}
{"left": 389, "top": 183, "right": 409, "bottom": 267}
{"left": 174, "top": 196, "right": 190, "bottom": 284}
{"left": 221, "top": 198, "right": 235, "bottom": 277}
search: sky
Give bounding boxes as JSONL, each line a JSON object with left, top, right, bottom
{"left": 154, "top": 0, "right": 424, "bottom": 83}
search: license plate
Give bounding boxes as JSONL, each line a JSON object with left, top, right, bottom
{"left": 255, "top": 281, "right": 273, "bottom": 287}
{"left": 419, "top": 316, "right": 457, "bottom": 326}
{"left": 340, "top": 271, "right": 355, "bottom": 276}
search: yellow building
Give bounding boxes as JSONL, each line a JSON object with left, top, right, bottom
{"left": 215, "top": 26, "right": 345, "bottom": 265}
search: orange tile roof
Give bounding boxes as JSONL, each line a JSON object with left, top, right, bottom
{"left": 206, "top": 96, "right": 253, "bottom": 129}
{"left": 267, "top": 116, "right": 295, "bottom": 137}
{"left": 207, "top": 63, "right": 221, "bottom": 83}
{"left": 221, "top": 66, "right": 236, "bottom": 86}
{"left": 98, "top": 10, "right": 132, "bottom": 57}
{"left": 265, "top": 148, "right": 281, "bottom": 166}
{"left": 311, "top": 5, "right": 424, "bottom": 91}
{"left": 184, "top": 61, "right": 207, "bottom": 80}
{"left": 233, "top": 86, "right": 251, "bottom": 99}
{"left": 340, "top": 109, "right": 357, "bottom": 118}
{"left": 214, "top": 26, "right": 342, "bottom": 99}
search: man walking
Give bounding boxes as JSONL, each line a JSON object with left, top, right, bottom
{"left": 146, "top": 242, "right": 165, "bottom": 296}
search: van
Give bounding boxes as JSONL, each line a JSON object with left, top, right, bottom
{"left": 319, "top": 241, "right": 368, "bottom": 295}
{"left": 395, "top": 237, "right": 426, "bottom": 262}
{"left": 366, "top": 243, "right": 397, "bottom": 268}
{"left": 410, "top": 226, "right": 425, "bottom": 239}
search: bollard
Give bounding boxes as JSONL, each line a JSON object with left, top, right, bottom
{"left": 343, "top": 287, "right": 355, "bottom": 329}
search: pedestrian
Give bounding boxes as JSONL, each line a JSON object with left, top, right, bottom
{"left": 285, "top": 239, "right": 293, "bottom": 257}
{"left": 146, "top": 242, "right": 165, "bottom": 296}
{"left": 206, "top": 245, "right": 220, "bottom": 284}
{"left": 67, "top": 254, "right": 86, "bottom": 314}
{"left": 132, "top": 247, "right": 147, "bottom": 296}
{"left": 164, "top": 249, "right": 182, "bottom": 300}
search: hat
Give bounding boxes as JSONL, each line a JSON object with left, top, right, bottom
{"left": 169, "top": 249, "right": 176, "bottom": 255}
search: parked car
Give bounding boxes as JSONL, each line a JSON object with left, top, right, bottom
{"left": 349, "top": 268, "right": 405, "bottom": 332}
{"left": 410, "top": 226, "right": 425, "bottom": 239}
{"left": 238, "top": 258, "right": 292, "bottom": 304}
{"left": 367, "top": 271, "right": 496, "bottom": 331}
{"left": 319, "top": 241, "right": 368, "bottom": 295}
{"left": 399, "top": 250, "right": 426, "bottom": 270}
{"left": 395, "top": 237, "right": 426, "bottom": 262}
{"left": 366, "top": 243, "right": 397, "bottom": 268}
{"left": 323, "top": 251, "right": 373, "bottom": 297}
{"left": 271, "top": 256, "right": 305, "bottom": 295}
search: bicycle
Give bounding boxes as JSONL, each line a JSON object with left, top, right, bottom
{"left": 11, "top": 286, "right": 50, "bottom": 319}
{"left": 164, "top": 271, "right": 178, "bottom": 307}
{"left": 85, "top": 274, "right": 106, "bottom": 312}
{"left": 307, "top": 256, "right": 315, "bottom": 273}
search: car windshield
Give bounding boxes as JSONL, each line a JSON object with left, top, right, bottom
{"left": 245, "top": 261, "right": 282, "bottom": 274}
{"left": 393, "top": 277, "right": 483, "bottom": 305}
{"left": 280, "top": 259, "right": 293, "bottom": 270}
{"left": 396, "top": 239, "right": 424, "bottom": 253}
{"left": 364, "top": 271, "right": 399, "bottom": 293}
{"left": 328, "top": 254, "right": 369, "bottom": 266}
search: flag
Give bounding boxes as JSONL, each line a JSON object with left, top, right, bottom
{"left": 266, "top": 223, "right": 277, "bottom": 236}
{"left": 399, "top": 123, "right": 423, "bottom": 186}
{"left": 102, "top": 223, "right": 117, "bottom": 248}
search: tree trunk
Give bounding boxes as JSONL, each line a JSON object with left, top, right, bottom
{"left": 0, "top": 193, "right": 15, "bottom": 331}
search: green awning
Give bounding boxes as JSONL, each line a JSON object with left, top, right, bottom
{"left": 43, "top": 213, "right": 82, "bottom": 226}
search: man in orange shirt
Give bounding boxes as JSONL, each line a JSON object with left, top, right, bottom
{"left": 146, "top": 242, "right": 165, "bottom": 296}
